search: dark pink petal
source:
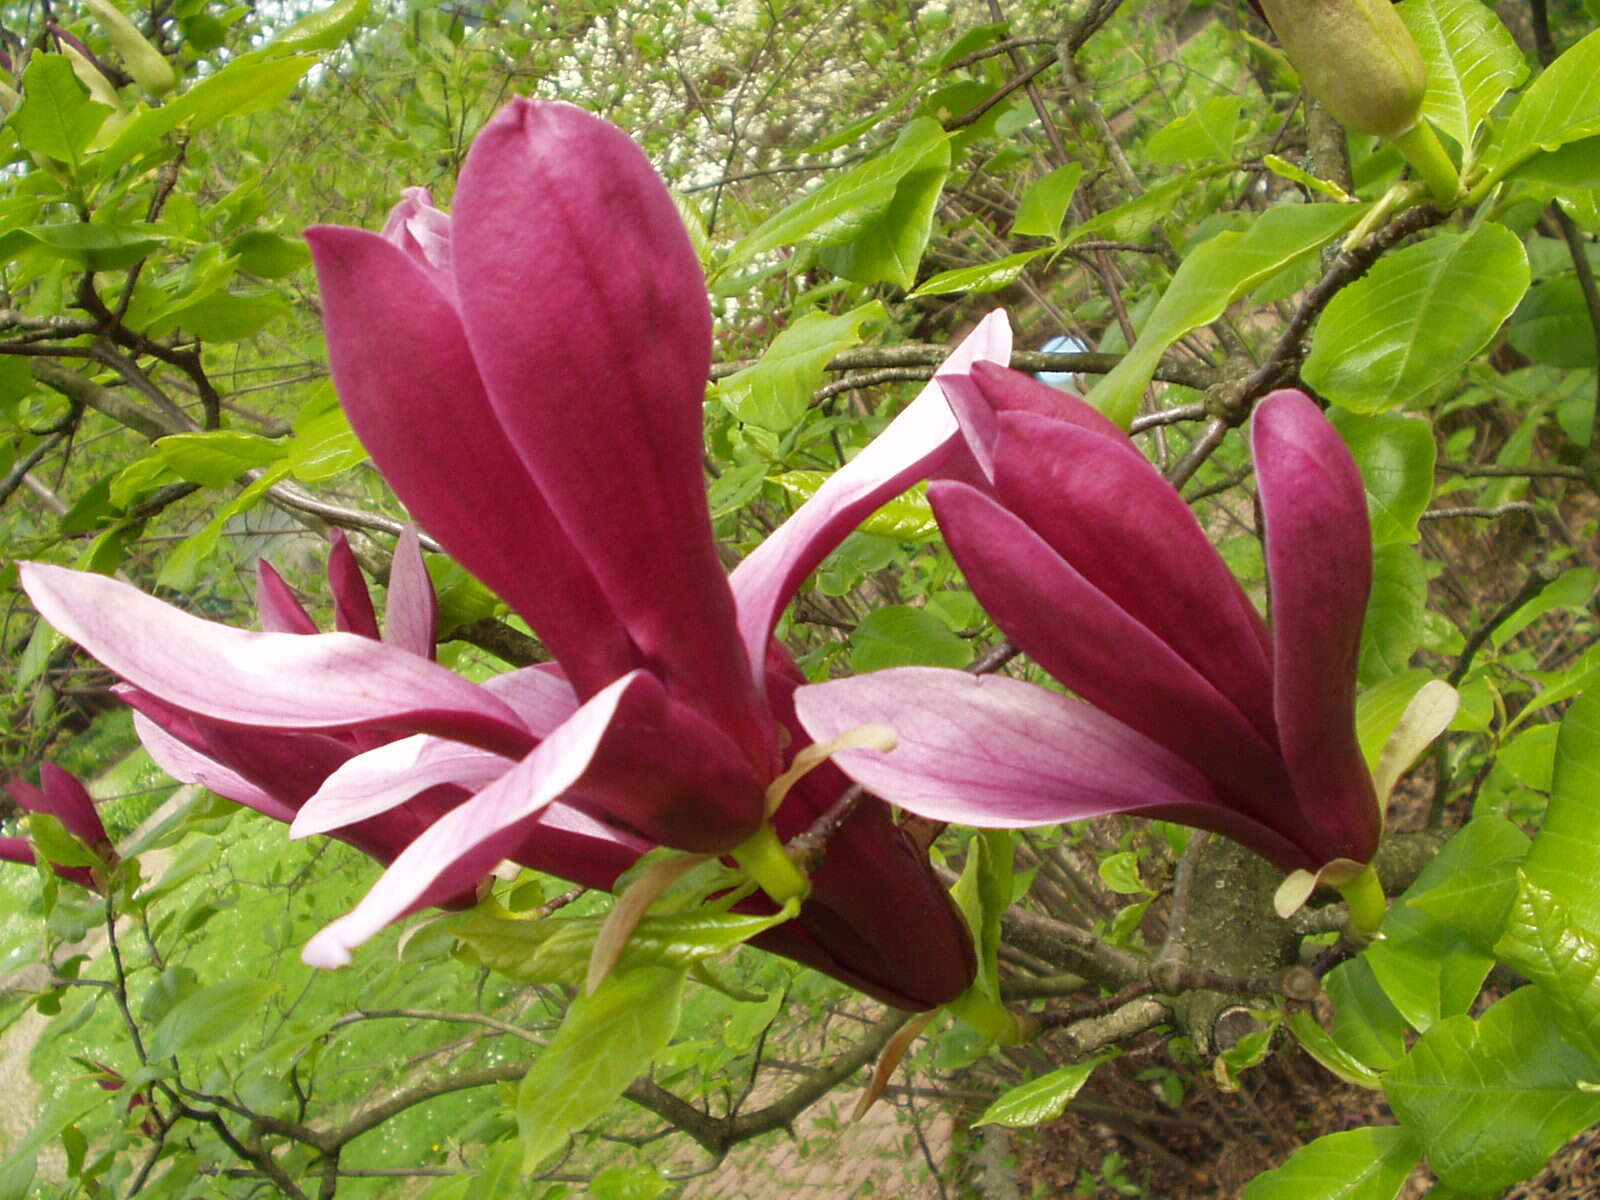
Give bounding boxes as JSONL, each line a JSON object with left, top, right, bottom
{"left": 301, "top": 671, "right": 655, "bottom": 966}
{"left": 939, "top": 360, "right": 1141, "bottom": 485}
{"left": 132, "top": 711, "right": 299, "bottom": 824}
{"left": 22, "top": 564, "right": 534, "bottom": 758}
{"left": 256, "top": 561, "right": 317, "bottom": 635}
{"left": 929, "top": 483, "right": 1291, "bottom": 822}
{"left": 504, "top": 803, "right": 651, "bottom": 892}
{"left": 327, "top": 529, "right": 381, "bottom": 639}
{"left": 795, "top": 669, "right": 1314, "bottom": 871}
{"left": 305, "top": 224, "right": 636, "bottom": 700}
{"left": 1254, "top": 390, "right": 1379, "bottom": 861}
{"left": 383, "top": 527, "right": 437, "bottom": 659}
{"left": 39, "top": 764, "right": 109, "bottom": 852}
{"left": 0, "top": 835, "right": 98, "bottom": 891}
{"left": 292, "top": 736, "right": 515, "bottom": 837}
{"left": 380, "top": 186, "right": 453, "bottom": 295}
{"left": 450, "top": 99, "right": 765, "bottom": 765}
{"left": 730, "top": 312, "right": 1013, "bottom": 674}
{"left": 992, "top": 411, "right": 1276, "bottom": 740}
{"left": 0, "top": 838, "right": 35, "bottom": 867}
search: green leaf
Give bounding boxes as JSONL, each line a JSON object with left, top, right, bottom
{"left": 1494, "top": 874, "right": 1600, "bottom": 1055}
{"left": 289, "top": 387, "right": 368, "bottom": 481}
{"left": 1325, "top": 958, "right": 1409, "bottom": 1072}
{"left": 146, "top": 979, "right": 278, "bottom": 1059}
{"left": 156, "top": 466, "right": 287, "bottom": 590}
{"left": 726, "top": 118, "right": 948, "bottom": 268}
{"left": 1287, "top": 1011, "right": 1384, "bottom": 1088}
{"left": 1358, "top": 543, "right": 1428, "bottom": 684}
{"left": 950, "top": 830, "right": 1013, "bottom": 1003}
{"left": 1062, "top": 166, "right": 1231, "bottom": 246}
{"left": 1523, "top": 690, "right": 1600, "bottom": 934}
{"left": 1489, "top": 27, "right": 1600, "bottom": 182}
{"left": 817, "top": 120, "right": 950, "bottom": 288}
{"left": 974, "top": 1054, "right": 1111, "bottom": 1127}
{"left": 1145, "top": 97, "right": 1242, "bottom": 165}
{"left": 0, "top": 223, "right": 166, "bottom": 271}
{"left": 1097, "top": 851, "right": 1150, "bottom": 896}
{"left": 1327, "top": 408, "right": 1436, "bottom": 545}
{"left": 1491, "top": 567, "right": 1598, "bottom": 649}
{"left": 718, "top": 302, "right": 884, "bottom": 431}
{"left": 252, "top": 0, "right": 368, "bottom": 56}
{"left": 26, "top": 813, "right": 102, "bottom": 869}
{"left": 1355, "top": 668, "right": 1436, "bottom": 770}
{"left": 1086, "top": 203, "right": 1365, "bottom": 426}
{"left": 9, "top": 55, "right": 111, "bottom": 173}
{"left": 1384, "top": 987, "right": 1600, "bottom": 1194}
{"left": 1397, "top": 0, "right": 1526, "bottom": 155}
{"left": 517, "top": 966, "right": 685, "bottom": 1171}
{"left": 910, "top": 248, "right": 1049, "bottom": 298}
{"left": 1509, "top": 276, "right": 1600, "bottom": 368}
{"left": 848, "top": 604, "right": 974, "bottom": 672}
{"left": 151, "top": 431, "right": 287, "bottom": 487}
{"left": 455, "top": 907, "right": 795, "bottom": 987}
{"left": 1365, "top": 816, "right": 1529, "bottom": 1032}
{"left": 149, "top": 288, "right": 290, "bottom": 341}
{"left": 1012, "top": 162, "right": 1083, "bottom": 238}
{"left": 1509, "top": 135, "right": 1600, "bottom": 188}
{"left": 227, "top": 231, "right": 311, "bottom": 278}
{"left": 1404, "top": 863, "right": 1520, "bottom": 951}
{"left": 1242, "top": 1125, "right": 1421, "bottom": 1200}
{"left": 1303, "top": 223, "right": 1530, "bottom": 413}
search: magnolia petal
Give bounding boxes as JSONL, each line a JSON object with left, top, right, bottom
{"left": 301, "top": 671, "right": 649, "bottom": 967}
{"left": 507, "top": 802, "right": 650, "bottom": 891}
{"left": 327, "top": 529, "right": 381, "bottom": 639}
{"left": 929, "top": 482, "right": 1293, "bottom": 824}
{"left": 729, "top": 311, "right": 1013, "bottom": 675}
{"left": 383, "top": 526, "right": 437, "bottom": 659}
{"left": 305, "top": 223, "right": 636, "bottom": 700}
{"left": 1273, "top": 869, "right": 1319, "bottom": 918}
{"left": 379, "top": 186, "right": 453, "bottom": 294}
{"left": 1255, "top": 390, "right": 1379, "bottom": 861}
{"left": 256, "top": 560, "right": 317, "bottom": 635}
{"left": 480, "top": 664, "right": 580, "bottom": 739}
{"left": 992, "top": 411, "right": 1276, "bottom": 739}
{"left": 293, "top": 735, "right": 515, "bottom": 838}
{"left": 938, "top": 360, "right": 1142, "bottom": 486}
{"left": 798, "top": 668, "right": 1315, "bottom": 871}
{"left": 452, "top": 98, "right": 763, "bottom": 762}
{"left": 39, "top": 764, "right": 109, "bottom": 851}
{"left": 132, "top": 710, "right": 299, "bottom": 824}
{"left": 22, "top": 563, "right": 533, "bottom": 758}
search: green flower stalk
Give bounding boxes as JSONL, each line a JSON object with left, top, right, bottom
{"left": 1257, "top": 0, "right": 1459, "bottom": 205}
{"left": 84, "top": 0, "right": 175, "bottom": 98}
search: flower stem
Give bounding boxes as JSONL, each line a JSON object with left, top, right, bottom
{"left": 1335, "top": 862, "right": 1388, "bottom": 944}
{"left": 1392, "top": 121, "right": 1459, "bottom": 207}
{"left": 731, "top": 822, "right": 810, "bottom": 905}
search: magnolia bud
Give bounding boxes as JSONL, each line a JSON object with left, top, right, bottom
{"left": 1257, "top": 0, "right": 1426, "bottom": 140}
{"left": 83, "top": 0, "right": 175, "bottom": 99}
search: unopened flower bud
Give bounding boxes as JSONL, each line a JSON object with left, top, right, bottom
{"left": 1257, "top": 0, "right": 1426, "bottom": 140}
{"left": 83, "top": 0, "right": 175, "bottom": 98}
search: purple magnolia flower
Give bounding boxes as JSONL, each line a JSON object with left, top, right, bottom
{"left": 797, "top": 369, "right": 1378, "bottom": 876}
{"left": 21, "top": 99, "right": 1010, "bottom": 1009}
{"left": 3, "top": 764, "right": 113, "bottom": 891}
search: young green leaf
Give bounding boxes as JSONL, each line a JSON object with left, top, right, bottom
{"left": 1242, "top": 1125, "right": 1421, "bottom": 1200}
{"left": 974, "top": 1054, "right": 1113, "bottom": 1127}
{"left": 1397, "top": 0, "right": 1525, "bottom": 156}
{"left": 1523, "top": 689, "right": 1600, "bottom": 932}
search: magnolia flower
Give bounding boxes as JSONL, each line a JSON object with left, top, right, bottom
{"left": 21, "top": 99, "right": 1007, "bottom": 1009}
{"left": 798, "top": 371, "right": 1387, "bottom": 878}
{"left": 3, "top": 763, "right": 112, "bottom": 890}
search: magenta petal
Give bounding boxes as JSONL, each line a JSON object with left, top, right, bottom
{"left": 305, "top": 224, "right": 636, "bottom": 699}
{"left": 22, "top": 564, "right": 533, "bottom": 758}
{"left": 729, "top": 311, "right": 1013, "bottom": 673}
{"left": 301, "top": 671, "right": 655, "bottom": 967}
{"left": 293, "top": 736, "right": 515, "bottom": 838}
{"left": 929, "top": 482, "right": 1292, "bottom": 821}
{"left": 383, "top": 527, "right": 437, "bottom": 659}
{"left": 939, "top": 359, "right": 1142, "bottom": 485}
{"left": 38, "top": 764, "right": 109, "bottom": 851}
{"left": 992, "top": 411, "right": 1275, "bottom": 740}
{"left": 326, "top": 529, "right": 381, "bottom": 639}
{"left": 450, "top": 99, "right": 763, "bottom": 761}
{"left": 1254, "top": 390, "right": 1379, "bottom": 860}
{"left": 256, "top": 561, "right": 317, "bottom": 635}
{"left": 133, "top": 711, "right": 296, "bottom": 823}
{"left": 505, "top": 803, "right": 651, "bottom": 892}
{"left": 796, "top": 669, "right": 1313, "bottom": 870}
{"left": 379, "top": 186, "right": 453, "bottom": 295}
